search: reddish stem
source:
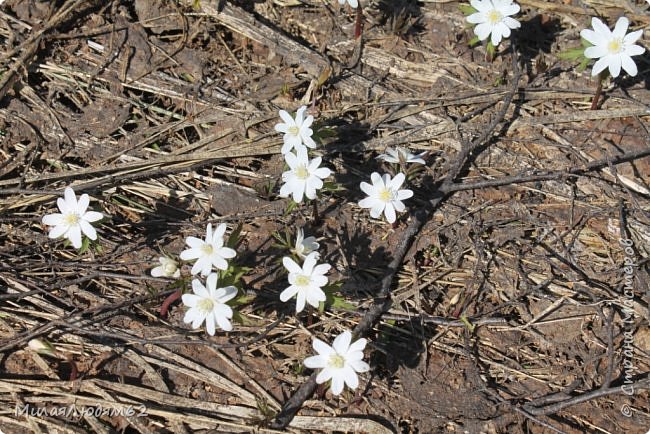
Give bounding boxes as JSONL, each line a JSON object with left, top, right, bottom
{"left": 160, "top": 289, "right": 182, "bottom": 318}
{"left": 354, "top": 5, "right": 363, "bottom": 39}
{"left": 591, "top": 73, "right": 603, "bottom": 110}
{"left": 67, "top": 354, "right": 78, "bottom": 381}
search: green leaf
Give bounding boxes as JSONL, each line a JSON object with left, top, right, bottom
{"left": 557, "top": 46, "right": 586, "bottom": 61}
{"left": 232, "top": 310, "right": 252, "bottom": 326}
{"left": 230, "top": 293, "right": 255, "bottom": 307}
{"left": 313, "top": 126, "right": 336, "bottom": 140}
{"left": 330, "top": 296, "right": 356, "bottom": 311}
{"left": 577, "top": 57, "right": 591, "bottom": 73}
{"left": 468, "top": 35, "right": 481, "bottom": 47}
{"left": 78, "top": 237, "right": 90, "bottom": 254}
{"left": 284, "top": 199, "right": 298, "bottom": 216}
{"left": 321, "top": 181, "right": 345, "bottom": 193}
{"left": 486, "top": 40, "right": 496, "bottom": 58}
{"left": 460, "top": 314, "right": 475, "bottom": 332}
{"left": 458, "top": 3, "right": 476, "bottom": 15}
{"left": 226, "top": 223, "right": 243, "bottom": 249}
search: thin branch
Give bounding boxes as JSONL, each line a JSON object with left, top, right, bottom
{"left": 270, "top": 46, "right": 523, "bottom": 430}
{"left": 440, "top": 146, "right": 650, "bottom": 194}
{"left": 523, "top": 377, "right": 650, "bottom": 416}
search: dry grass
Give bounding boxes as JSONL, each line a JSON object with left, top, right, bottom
{"left": 1, "top": 0, "right": 649, "bottom": 433}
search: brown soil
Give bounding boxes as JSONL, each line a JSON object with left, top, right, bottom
{"left": 1, "top": 0, "right": 649, "bottom": 433}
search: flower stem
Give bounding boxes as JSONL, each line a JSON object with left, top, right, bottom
{"left": 312, "top": 200, "right": 320, "bottom": 224}
{"left": 591, "top": 73, "right": 604, "bottom": 110}
{"left": 66, "top": 354, "right": 78, "bottom": 381}
{"left": 354, "top": 4, "right": 363, "bottom": 39}
{"left": 160, "top": 289, "right": 182, "bottom": 318}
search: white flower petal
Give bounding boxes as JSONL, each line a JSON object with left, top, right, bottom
{"left": 369, "top": 203, "right": 385, "bottom": 219}
{"left": 295, "top": 291, "right": 306, "bottom": 313}
{"left": 67, "top": 226, "right": 82, "bottom": 249}
{"left": 48, "top": 224, "right": 68, "bottom": 240}
{"left": 205, "top": 314, "right": 216, "bottom": 336}
{"left": 279, "top": 110, "right": 294, "bottom": 125}
{"left": 83, "top": 211, "right": 103, "bottom": 222}
{"left": 79, "top": 220, "right": 97, "bottom": 240}
{"left": 612, "top": 17, "right": 629, "bottom": 39}
{"left": 349, "top": 359, "right": 370, "bottom": 373}
{"left": 316, "top": 367, "right": 334, "bottom": 384}
{"left": 76, "top": 193, "right": 90, "bottom": 215}
{"left": 384, "top": 203, "right": 396, "bottom": 223}
{"left": 621, "top": 55, "right": 638, "bottom": 76}
{"left": 342, "top": 365, "right": 359, "bottom": 390}
{"left": 474, "top": 22, "right": 493, "bottom": 41}
{"left": 42, "top": 214, "right": 64, "bottom": 226}
{"left": 63, "top": 187, "right": 77, "bottom": 208}
{"left": 348, "top": 337, "right": 367, "bottom": 353}
{"left": 332, "top": 331, "right": 352, "bottom": 354}
{"left": 304, "top": 355, "right": 326, "bottom": 369}
{"left": 313, "top": 338, "right": 335, "bottom": 356}
{"left": 280, "top": 285, "right": 299, "bottom": 302}
{"left": 283, "top": 256, "right": 303, "bottom": 274}
{"left": 330, "top": 374, "right": 345, "bottom": 396}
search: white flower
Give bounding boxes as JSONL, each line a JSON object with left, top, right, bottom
{"left": 27, "top": 339, "right": 58, "bottom": 357}
{"left": 377, "top": 147, "right": 427, "bottom": 165}
{"left": 466, "top": 0, "right": 521, "bottom": 47}
{"left": 41, "top": 187, "right": 103, "bottom": 249}
{"left": 180, "top": 223, "right": 237, "bottom": 277}
{"left": 151, "top": 256, "right": 181, "bottom": 278}
{"left": 338, "top": 0, "right": 358, "bottom": 8}
{"left": 281, "top": 252, "right": 330, "bottom": 313}
{"left": 580, "top": 17, "right": 645, "bottom": 78}
{"left": 182, "top": 273, "right": 237, "bottom": 335}
{"left": 304, "top": 330, "right": 370, "bottom": 396}
{"left": 293, "top": 228, "right": 320, "bottom": 260}
{"left": 279, "top": 146, "right": 332, "bottom": 203}
{"left": 274, "top": 106, "right": 317, "bottom": 154}
{"left": 358, "top": 172, "right": 413, "bottom": 224}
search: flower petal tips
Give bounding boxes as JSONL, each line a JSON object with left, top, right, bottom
{"left": 274, "top": 106, "right": 317, "bottom": 154}
{"left": 303, "top": 330, "right": 370, "bottom": 396}
{"left": 279, "top": 146, "right": 332, "bottom": 204}
{"left": 281, "top": 252, "right": 330, "bottom": 313}
{"left": 580, "top": 16, "right": 645, "bottom": 78}
{"left": 182, "top": 273, "right": 238, "bottom": 335}
{"left": 42, "top": 187, "right": 103, "bottom": 249}
{"left": 358, "top": 172, "right": 413, "bottom": 224}
{"left": 180, "top": 223, "right": 237, "bottom": 277}
{"left": 466, "top": 0, "right": 521, "bottom": 47}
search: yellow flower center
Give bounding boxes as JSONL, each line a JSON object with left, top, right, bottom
{"left": 607, "top": 38, "right": 623, "bottom": 54}
{"left": 295, "top": 274, "right": 311, "bottom": 287}
{"left": 197, "top": 298, "right": 214, "bottom": 313}
{"left": 487, "top": 9, "right": 502, "bottom": 25}
{"left": 201, "top": 244, "right": 214, "bottom": 255}
{"left": 328, "top": 353, "right": 345, "bottom": 369}
{"left": 294, "top": 164, "right": 310, "bottom": 180}
{"left": 378, "top": 187, "right": 393, "bottom": 203}
{"left": 163, "top": 262, "right": 177, "bottom": 274}
{"left": 288, "top": 126, "right": 300, "bottom": 136}
{"left": 64, "top": 213, "right": 80, "bottom": 226}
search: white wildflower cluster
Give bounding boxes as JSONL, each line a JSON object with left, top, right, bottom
{"left": 462, "top": 1, "right": 645, "bottom": 81}
{"left": 275, "top": 106, "right": 332, "bottom": 203}
{"left": 40, "top": 1, "right": 644, "bottom": 402}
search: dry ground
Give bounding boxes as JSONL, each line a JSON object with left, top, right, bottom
{"left": 1, "top": 0, "right": 650, "bottom": 433}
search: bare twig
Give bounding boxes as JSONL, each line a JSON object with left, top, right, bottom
{"left": 523, "top": 377, "right": 650, "bottom": 416}
{"left": 270, "top": 47, "right": 523, "bottom": 430}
